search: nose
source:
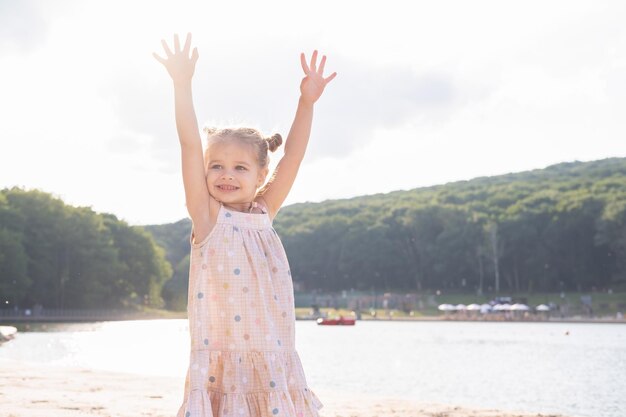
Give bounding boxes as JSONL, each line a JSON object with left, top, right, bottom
{"left": 221, "top": 169, "right": 235, "bottom": 180}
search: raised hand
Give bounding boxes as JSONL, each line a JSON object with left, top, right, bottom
{"left": 299, "top": 50, "right": 337, "bottom": 104}
{"left": 153, "top": 33, "right": 199, "bottom": 84}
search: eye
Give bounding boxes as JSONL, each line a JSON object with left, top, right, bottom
{"left": 210, "top": 164, "right": 222, "bottom": 169}
{"left": 236, "top": 165, "right": 248, "bottom": 171}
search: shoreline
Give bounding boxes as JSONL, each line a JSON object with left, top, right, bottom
{"left": 297, "top": 315, "right": 626, "bottom": 324}
{"left": 3, "top": 303, "right": 624, "bottom": 325}
{"left": 2, "top": 315, "right": 624, "bottom": 325}
{"left": 0, "top": 358, "right": 572, "bottom": 417}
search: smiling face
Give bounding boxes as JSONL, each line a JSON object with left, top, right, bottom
{"left": 205, "top": 139, "right": 268, "bottom": 204}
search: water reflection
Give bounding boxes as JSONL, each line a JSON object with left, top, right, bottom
{"left": 1, "top": 319, "right": 624, "bottom": 417}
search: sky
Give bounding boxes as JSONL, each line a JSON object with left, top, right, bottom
{"left": 1, "top": 0, "right": 625, "bottom": 226}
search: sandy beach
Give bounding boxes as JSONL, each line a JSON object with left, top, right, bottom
{"left": 0, "top": 359, "right": 570, "bottom": 417}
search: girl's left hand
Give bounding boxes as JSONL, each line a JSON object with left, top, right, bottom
{"left": 299, "top": 50, "right": 337, "bottom": 104}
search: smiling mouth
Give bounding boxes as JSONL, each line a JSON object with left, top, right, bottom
{"left": 217, "top": 184, "right": 239, "bottom": 191}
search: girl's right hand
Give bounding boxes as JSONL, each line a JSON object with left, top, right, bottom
{"left": 153, "top": 33, "right": 199, "bottom": 84}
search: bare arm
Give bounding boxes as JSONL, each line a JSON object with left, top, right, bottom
{"left": 258, "top": 50, "right": 337, "bottom": 215}
{"left": 175, "top": 81, "right": 211, "bottom": 226}
{"left": 154, "top": 33, "right": 211, "bottom": 229}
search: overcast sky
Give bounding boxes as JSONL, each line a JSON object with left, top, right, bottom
{"left": 1, "top": 0, "right": 624, "bottom": 226}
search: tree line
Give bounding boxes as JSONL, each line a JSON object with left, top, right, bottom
{"left": 274, "top": 158, "right": 626, "bottom": 295}
{"left": 2, "top": 157, "right": 625, "bottom": 312}
{"left": 148, "top": 157, "right": 626, "bottom": 310}
{"left": 0, "top": 187, "right": 171, "bottom": 310}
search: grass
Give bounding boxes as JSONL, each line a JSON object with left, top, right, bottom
{"left": 295, "top": 307, "right": 428, "bottom": 318}
{"left": 140, "top": 291, "right": 626, "bottom": 319}
{"left": 135, "top": 305, "right": 187, "bottom": 319}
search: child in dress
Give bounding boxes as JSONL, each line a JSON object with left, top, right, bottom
{"left": 154, "top": 33, "right": 336, "bottom": 417}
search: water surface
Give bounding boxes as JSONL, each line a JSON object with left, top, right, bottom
{"left": 1, "top": 319, "right": 624, "bottom": 417}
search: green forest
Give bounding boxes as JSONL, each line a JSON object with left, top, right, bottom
{"left": 0, "top": 188, "right": 172, "bottom": 310}
{"left": 1, "top": 157, "right": 625, "bottom": 311}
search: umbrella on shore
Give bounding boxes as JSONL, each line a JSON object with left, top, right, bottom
{"left": 466, "top": 304, "right": 482, "bottom": 311}
{"left": 511, "top": 303, "right": 530, "bottom": 311}
{"left": 480, "top": 303, "right": 492, "bottom": 314}
{"left": 438, "top": 304, "right": 456, "bottom": 311}
{"left": 536, "top": 304, "right": 551, "bottom": 311}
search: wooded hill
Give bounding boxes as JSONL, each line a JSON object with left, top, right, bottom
{"left": 1, "top": 157, "right": 625, "bottom": 311}
{"left": 146, "top": 157, "right": 626, "bottom": 310}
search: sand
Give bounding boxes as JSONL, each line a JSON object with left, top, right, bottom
{"left": 0, "top": 359, "right": 570, "bottom": 417}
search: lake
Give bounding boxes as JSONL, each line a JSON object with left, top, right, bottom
{"left": 1, "top": 319, "right": 624, "bottom": 417}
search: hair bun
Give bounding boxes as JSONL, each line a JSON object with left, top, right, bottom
{"left": 266, "top": 133, "right": 283, "bottom": 152}
{"left": 203, "top": 126, "right": 218, "bottom": 136}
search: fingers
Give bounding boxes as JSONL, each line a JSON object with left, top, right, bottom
{"left": 324, "top": 71, "right": 337, "bottom": 84}
{"left": 152, "top": 52, "right": 166, "bottom": 65}
{"left": 174, "top": 33, "right": 180, "bottom": 53}
{"left": 302, "top": 49, "right": 336, "bottom": 88}
{"left": 159, "top": 33, "right": 196, "bottom": 63}
{"left": 183, "top": 32, "right": 192, "bottom": 55}
{"left": 310, "top": 49, "right": 318, "bottom": 73}
{"left": 191, "top": 47, "right": 199, "bottom": 65}
{"left": 161, "top": 39, "right": 173, "bottom": 57}
{"left": 300, "top": 52, "right": 309, "bottom": 74}
{"left": 318, "top": 54, "right": 326, "bottom": 75}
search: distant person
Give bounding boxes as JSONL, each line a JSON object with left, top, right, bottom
{"left": 154, "top": 33, "right": 336, "bottom": 417}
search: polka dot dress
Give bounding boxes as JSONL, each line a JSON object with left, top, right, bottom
{"left": 177, "top": 202, "right": 324, "bottom": 417}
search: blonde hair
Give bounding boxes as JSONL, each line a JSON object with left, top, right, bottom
{"left": 203, "top": 126, "right": 282, "bottom": 169}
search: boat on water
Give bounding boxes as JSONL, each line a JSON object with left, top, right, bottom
{"left": 0, "top": 325, "right": 18, "bottom": 344}
{"left": 316, "top": 315, "right": 356, "bottom": 325}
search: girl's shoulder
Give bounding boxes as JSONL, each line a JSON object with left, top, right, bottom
{"left": 254, "top": 195, "right": 277, "bottom": 222}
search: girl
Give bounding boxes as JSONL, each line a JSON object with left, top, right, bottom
{"left": 153, "top": 33, "right": 336, "bottom": 417}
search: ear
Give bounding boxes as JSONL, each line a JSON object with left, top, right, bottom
{"left": 257, "top": 166, "right": 269, "bottom": 186}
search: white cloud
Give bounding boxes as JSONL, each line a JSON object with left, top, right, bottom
{"left": 1, "top": 0, "right": 625, "bottom": 225}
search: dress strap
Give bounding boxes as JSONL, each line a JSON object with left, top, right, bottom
{"left": 250, "top": 201, "right": 268, "bottom": 214}
{"left": 217, "top": 199, "right": 267, "bottom": 214}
